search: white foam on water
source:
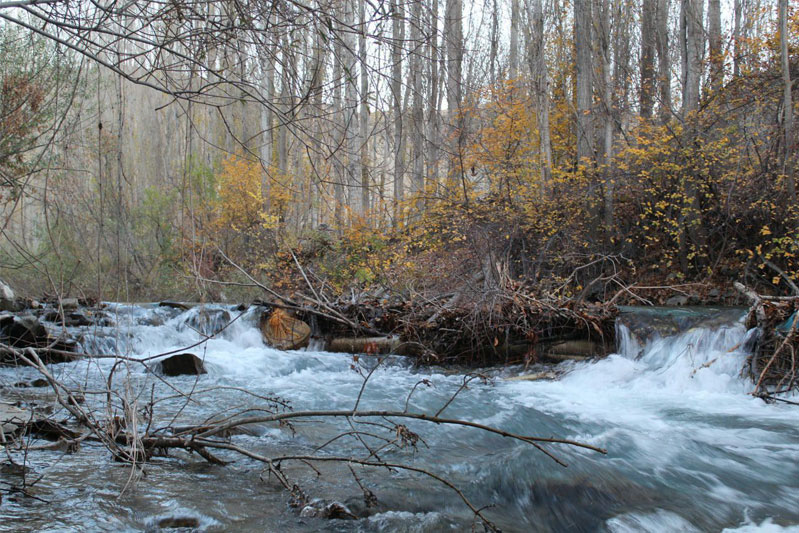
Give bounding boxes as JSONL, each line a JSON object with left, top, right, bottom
{"left": 11, "top": 304, "right": 799, "bottom": 532}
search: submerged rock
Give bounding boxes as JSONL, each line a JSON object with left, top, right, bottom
{"left": 59, "top": 298, "right": 80, "bottom": 310}
{"left": 299, "top": 499, "right": 357, "bottom": 520}
{"left": 13, "top": 378, "right": 49, "bottom": 388}
{"left": 665, "top": 295, "right": 689, "bottom": 306}
{"left": 159, "top": 301, "right": 192, "bottom": 311}
{"left": 42, "top": 309, "right": 93, "bottom": 327}
{"left": 156, "top": 516, "right": 200, "bottom": 529}
{"left": 158, "top": 353, "right": 207, "bottom": 376}
{"left": 505, "top": 371, "right": 559, "bottom": 382}
{"left": 185, "top": 307, "right": 231, "bottom": 336}
{"left": 0, "top": 402, "right": 31, "bottom": 435}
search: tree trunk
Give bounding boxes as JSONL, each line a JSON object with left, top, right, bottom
{"left": 733, "top": 0, "right": 742, "bottom": 77}
{"left": 640, "top": 0, "right": 656, "bottom": 119}
{"left": 779, "top": 0, "right": 796, "bottom": 203}
{"left": 708, "top": 0, "right": 722, "bottom": 94}
{"left": 527, "top": 0, "right": 552, "bottom": 192}
{"left": 259, "top": 38, "right": 275, "bottom": 211}
{"left": 391, "top": 0, "right": 405, "bottom": 224}
{"left": 410, "top": 0, "right": 425, "bottom": 203}
{"left": 599, "top": 0, "right": 614, "bottom": 229}
{"left": 509, "top": 0, "right": 520, "bottom": 79}
{"left": 680, "top": 0, "right": 703, "bottom": 119}
{"left": 656, "top": 0, "right": 672, "bottom": 123}
{"left": 344, "top": 0, "right": 359, "bottom": 216}
{"left": 333, "top": 23, "right": 345, "bottom": 227}
{"left": 277, "top": 35, "right": 290, "bottom": 178}
{"left": 575, "top": 0, "right": 594, "bottom": 166}
{"left": 426, "top": 0, "right": 441, "bottom": 193}
{"left": 445, "top": 0, "right": 463, "bottom": 166}
{"left": 358, "top": 0, "right": 370, "bottom": 215}
{"left": 489, "top": 0, "right": 499, "bottom": 83}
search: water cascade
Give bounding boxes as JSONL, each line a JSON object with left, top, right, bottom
{"left": 1, "top": 305, "right": 798, "bottom": 532}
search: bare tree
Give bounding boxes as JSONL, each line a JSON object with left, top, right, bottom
{"left": 779, "top": 0, "right": 795, "bottom": 203}
{"left": 680, "top": 0, "right": 703, "bottom": 120}
{"left": 575, "top": 0, "right": 594, "bottom": 166}
{"left": 445, "top": 0, "right": 463, "bottom": 182}
{"left": 526, "top": 0, "right": 552, "bottom": 192}
{"left": 656, "top": 0, "right": 672, "bottom": 123}
{"left": 390, "top": 0, "right": 405, "bottom": 222}
{"left": 358, "top": 0, "right": 370, "bottom": 215}
{"left": 707, "top": 0, "right": 722, "bottom": 94}
{"left": 641, "top": 0, "right": 657, "bottom": 119}
{"left": 509, "top": 0, "right": 520, "bottom": 79}
{"left": 410, "top": 0, "right": 424, "bottom": 203}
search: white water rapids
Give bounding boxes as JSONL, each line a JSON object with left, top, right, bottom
{"left": 1, "top": 305, "right": 799, "bottom": 532}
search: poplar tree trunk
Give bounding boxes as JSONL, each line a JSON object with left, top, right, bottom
{"left": 277, "top": 35, "right": 290, "bottom": 178}
{"left": 259, "top": 37, "right": 275, "bottom": 210}
{"left": 410, "top": 0, "right": 424, "bottom": 201}
{"left": 679, "top": 0, "right": 705, "bottom": 269}
{"left": 527, "top": 0, "right": 552, "bottom": 192}
{"left": 333, "top": 21, "right": 345, "bottom": 227}
{"left": 509, "top": 0, "right": 520, "bottom": 79}
{"left": 344, "top": 0, "right": 359, "bottom": 216}
{"left": 656, "top": 0, "right": 672, "bottom": 123}
{"left": 445, "top": 0, "right": 463, "bottom": 141}
{"left": 489, "top": 0, "right": 498, "bottom": 83}
{"left": 575, "top": 0, "right": 594, "bottom": 166}
{"left": 358, "top": 0, "right": 370, "bottom": 215}
{"left": 708, "top": 0, "right": 722, "bottom": 94}
{"left": 733, "top": 0, "right": 742, "bottom": 77}
{"left": 426, "top": 0, "right": 441, "bottom": 192}
{"left": 599, "top": 0, "right": 614, "bottom": 229}
{"left": 640, "top": 0, "right": 656, "bottom": 119}
{"left": 680, "top": 0, "right": 703, "bottom": 119}
{"left": 391, "top": 0, "right": 405, "bottom": 224}
{"left": 780, "top": 0, "right": 796, "bottom": 203}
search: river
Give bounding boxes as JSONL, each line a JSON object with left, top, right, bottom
{"left": 1, "top": 304, "right": 798, "bottom": 532}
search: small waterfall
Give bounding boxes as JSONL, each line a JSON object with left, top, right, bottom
{"left": 3, "top": 304, "right": 799, "bottom": 532}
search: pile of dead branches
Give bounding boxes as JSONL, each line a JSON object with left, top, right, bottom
{"left": 736, "top": 282, "right": 799, "bottom": 397}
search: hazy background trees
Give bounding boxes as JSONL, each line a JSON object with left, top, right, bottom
{"left": 0, "top": 0, "right": 796, "bottom": 299}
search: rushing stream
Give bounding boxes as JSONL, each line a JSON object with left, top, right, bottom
{"left": 2, "top": 304, "right": 799, "bottom": 532}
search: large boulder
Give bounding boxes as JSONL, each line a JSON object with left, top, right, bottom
{"left": 0, "top": 315, "right": 49, "bottom": 348}
{"left": 0, "top": 279, "right": 14, "bottom": 300}
{"left": 260, "top": 308, "right": 310, "bottom": 350}
{"left": 0, "top": 280, "right": 24, "bottom": 312}
{"left": 0, "top": 315, "right": 79, "bottom": 365}
{"left": 157, "top": 353, "right": 207, "bottom": 376}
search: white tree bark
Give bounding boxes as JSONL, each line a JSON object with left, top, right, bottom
{"left": 390, "top": 0, "right": 405, "bottom": 223}
{"left": 680, "top": 0, "right": 703, "bottom": 119}
{"left": 574, "top": 0, "right": 594, "bottom": 165}
{"left": 779, "top": 0, "right": 796, "bottom": 203}
{"left": 358, "top": 0, "right": 370, "bottom": 215}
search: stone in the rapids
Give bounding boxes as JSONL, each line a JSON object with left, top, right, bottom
{"left": 157, "top": 353, "right": 207, "bottom": 376}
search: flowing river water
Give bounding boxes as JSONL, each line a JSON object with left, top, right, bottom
{"left": 1, "top": 304, "right": 799, "bottom": 532}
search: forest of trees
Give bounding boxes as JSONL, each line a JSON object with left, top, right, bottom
{"left": 0, "top": 0, "right": 796, "bottom": 301}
